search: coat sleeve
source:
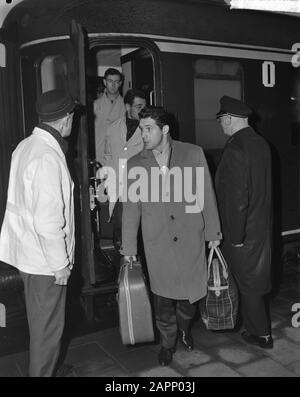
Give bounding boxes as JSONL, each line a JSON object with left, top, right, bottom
{"left": 199, "top": 148, "right": 222, "bottom": 241}
{"left": 120, "top": 161, "right": 141, "bottom": 256}
{"left": 31, "top": 153, "right": 69, "bottom": 272}
{"left": 221, "top": 145, "right": 249, "bottom": 244}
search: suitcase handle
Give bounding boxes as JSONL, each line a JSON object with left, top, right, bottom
{"left": 119, "top": 257, "right": 141, "bottom": 284}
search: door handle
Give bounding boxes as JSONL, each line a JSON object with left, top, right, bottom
{"left": 150, "top": 90, "right": 154, "bottom": 106}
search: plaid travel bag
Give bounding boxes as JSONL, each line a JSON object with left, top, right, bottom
{"left": 118, "top": 258, "right": 154, "bottom": 345}
{"left": 200, "top": 246, "right": 239, "bottom": 330}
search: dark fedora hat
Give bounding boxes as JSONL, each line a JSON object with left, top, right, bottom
{"left": 36, "top": 89, "right": 77, "bottom": 122}
{"left": 216, "top": 96, "right": 252, "bottom": 118}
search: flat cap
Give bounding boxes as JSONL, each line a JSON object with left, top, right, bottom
{"left": 36, "top": 89, "right": 77, "bottom": 122}
{"left": 216, "top": 96, "right": 252, "bottom": 118}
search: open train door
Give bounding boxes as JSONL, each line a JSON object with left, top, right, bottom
{"left": 0, "top": 30, "right": 22, "bottom": 225}
{"left": 69, "top": 20, "right": 96, "bottom": 287}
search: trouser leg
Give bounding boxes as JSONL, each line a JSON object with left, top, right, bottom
{"left": 20, "top": 272, "right": 67, "bottom": 377}
{"left": 153, "top": 294, "right": 177, "bottom": 349}
{"left": 112, "top": 200, "right": 122, "bottom": 250}
{"left": 241, "top": 293, "right": 271, "bottom": 336}
{"left": 176, "top": 300, "right": 196, "bottom": 333}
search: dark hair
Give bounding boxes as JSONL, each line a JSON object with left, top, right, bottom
{"left": 124, "top": 89, "right": 146, "bottom": 105}
{"left": 139, "top": 106, "right": 170, "bottom": 129}
{"left": 104, "top": 68, "right": 123, "bottom": 81}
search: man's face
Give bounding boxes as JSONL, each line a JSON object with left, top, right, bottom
{"left": 103, "top": 74, "right": 122, "bottom": 96}
{"left": 217, "top": 114, "right": 232, "bottom": 136}
{"left": 139, "top": 117, "right": 164, "bottom": 150}
{"left": 127, "top": 97, "right": 146, "bottom": 120}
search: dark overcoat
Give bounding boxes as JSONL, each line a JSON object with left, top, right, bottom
{"left": 121, "top": 140, "right": 222, "bottom": 303}
{"left": 215, "top": 127, "right": 272, "bottom": 296}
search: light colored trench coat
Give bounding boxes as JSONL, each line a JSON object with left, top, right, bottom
{"left": 121, "top": 140, "right": 222, "bottom": 303}
{"left": 0, "top": 127, "right": 75, "bottom": 276}
{"left": 100, "top": 117, "right": 144, "bottom": 217}
{"left": 94, "top": 92, "right": 126, "bottom": 165}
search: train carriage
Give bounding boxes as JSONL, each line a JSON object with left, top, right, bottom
{"left": 0, "top": 0, "right": 300, "bottom": 322}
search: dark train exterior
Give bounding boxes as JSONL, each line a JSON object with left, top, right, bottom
{"left": 0, "top": 0, "right": 300, "bottom": 321}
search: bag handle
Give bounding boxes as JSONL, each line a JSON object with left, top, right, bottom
{"left": 214, "top": 246, "right": 228, "bottom": 279}
{"left": 207, "top": 246, "right": 228, "bottom": 280}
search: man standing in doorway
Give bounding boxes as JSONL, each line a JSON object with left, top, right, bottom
{"left": 94, "top": 68, "right": 126, "bottom": 165}
{"left": 215, "top": 95, "right": 273, "bottom": 349}
{"left": 100, "top": 89, "right": 147, "bottom": 250}
{"left": 0, "top": 89, "right": 77, "bottom": 376}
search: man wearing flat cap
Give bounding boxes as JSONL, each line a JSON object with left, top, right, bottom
{"left": 215, "top": 96, "right": 273, "bottom": 349}
{"left": 0, "top": 89, "right": 77, "bottom": 376}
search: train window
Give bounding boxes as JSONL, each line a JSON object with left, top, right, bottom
{"left": 194, "top": 59, "right": 243, "bottom": 148}
{"left": 40, "top": 55, "right": 67, "bottom": 93}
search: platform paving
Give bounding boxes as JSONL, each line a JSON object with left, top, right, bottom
{"left": 0, "top": 249, "right": 299, "bottom": 377}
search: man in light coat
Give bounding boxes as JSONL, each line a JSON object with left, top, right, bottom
{"left": 99, "top": 89, "right": 146, "bottom": 249}
{"left": 94, "top": 68, "right": 126, "bottom": 166}
{"left": 121, "top": 106, "right": 222, "bottom": 366}
{"left": 0, "top": 89, "right": 77, "bottom": 376}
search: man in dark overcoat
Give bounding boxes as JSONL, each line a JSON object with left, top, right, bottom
{"left": 215, "top": 96, "right": 273, "bottom": 349}
{"left": 121, "top": 106, "right": 222, "bottom": 366}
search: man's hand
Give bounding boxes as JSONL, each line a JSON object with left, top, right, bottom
{"left": 96, "top": 166, "right": 108, "bottom": 181}
{"left": 124, "top": 255, "right": 137, "bottom": 263}
{"left": 53, "top": 266, "right": 71, "bottom": 286}
{"left": 208, "top": 240, "right": 221, "bottom": 249}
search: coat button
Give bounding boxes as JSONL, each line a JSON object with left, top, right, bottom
{"left": 124, "top": 146, "right": 128, "bottom": 151}
{"left": 173, "top": 237, "right": 178, "bottom": 242}
{"left": 170, "top": 215, "right": 175, "bottom": 220}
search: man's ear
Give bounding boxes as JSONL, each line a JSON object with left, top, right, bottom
{"left": 125, "top": 103, "right": 130, "bottom": 113}
{"left": 224, "top": 116, "right": 231, "bottom": 126}
{"left": 62, "top": 115, "right": 69, "bottom": 128}
{"left": 162, "top": 125, "right": 169, "bottom": 135}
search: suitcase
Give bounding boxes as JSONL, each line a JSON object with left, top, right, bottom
{"left": 118, "top": 258, "right": 154, "bottom": 345}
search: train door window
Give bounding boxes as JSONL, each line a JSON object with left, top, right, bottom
{"left": 40, "top": 55, "right": 68, "bottom": 93}
{"left": 87, "top": 44, "right": 155, "bottom": 158}
{"left": 87, "top": 43, "right": 156, "bottom": 244}
{"left": 194, "top": 59, "right": 243, "bottom": 148}
{"left": 87, "top": 45, "right": 154, "bottom": 104}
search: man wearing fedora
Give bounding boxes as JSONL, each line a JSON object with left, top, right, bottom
{"left": 0, "top": 89, "right": 77, "bottom": 376}
{"left": 215, "top": 96, "right": 273, "bottom": 349}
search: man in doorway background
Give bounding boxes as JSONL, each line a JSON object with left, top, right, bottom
{"left": 0, "top": 89, "right": 77, "bottom": 376}
{"left": 215, "top": 95, "right": 273, "bottom": 349}
{"left": 94, "top": 68, "right": 126, "bottom": 166}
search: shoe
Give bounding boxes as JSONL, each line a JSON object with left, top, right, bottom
{"left": 178, "top": 329, "right": 193, "bottom": 351}
{"left": 241, "top": 331, "right": 273, "bottom": 349}
{"left": 158, "top": 347, "right": 175, "bottom": 366}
